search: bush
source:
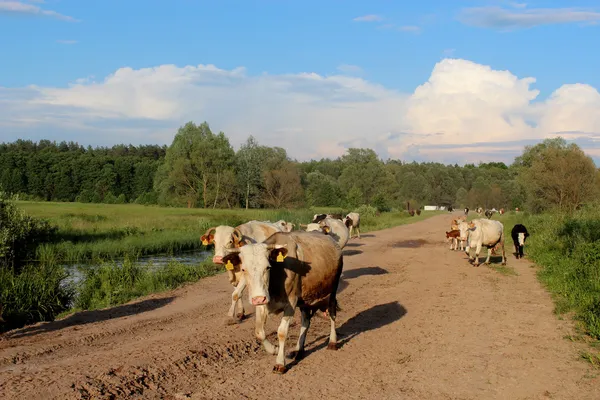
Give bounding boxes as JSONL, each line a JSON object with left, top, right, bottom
{"left": 0, "top": 263, "right": 75, "bottom": 332}
{"left": 0, "top": 191, "right": 57, "bottom": 268}
{"left": 355, "top": 204, "right": 378, "bottom": 217}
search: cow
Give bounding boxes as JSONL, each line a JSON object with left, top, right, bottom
{"left": 484, "top": 209, "right": 495, "bottom": 219}
{"left": 312, "top": 213, "right": 344, "bottom": 224}
{"left": 476, "top": 207, "right": 483, "bottom": 216}
{"left": 446, "top": 229, "right": 461, "bottom": 250}
{"left": 221, "top": 231, "right": 344, "bottom": 374}
{"left": 201, "top": 221, "right": 283, "bottom": 322}
{"left": 499, "top": 208, "right": 505, "bottom": 215}
{"left": 511, "top": 224, "right": 530, "bottom": 259}
{"left": 344, "top": 212, "right": 361, "bottom": 239}
{"left": 319, "top": 217, "right": 350, "bottom": 248}
{"left": 416, "top": 209, "right": 421, "bottom": 216}
{"left": 464, "top": 207, "right": 469, "bottom": 216}
{"left": 408, "top": 210, "right": 415, "bottom": 216}
{"left": 273, "top": 220, "right": 294, "bottom": 232}
{"left": 302, "top": 223, "right": 331, "bottom": 235}
{"left": 459, "top": 219, "right": 507, "bottom": 267}
{"left": 448, "top": 206, "right": 454, "bottom": 212}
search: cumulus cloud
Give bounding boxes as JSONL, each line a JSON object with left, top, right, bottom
{"left": 0, "top": 0, "right": 79, "bottom": 22}
{"left": 352, "top": 14, "right": 383, "bottom": 22}
{"left": 1, "top": 58, "right": 600, "bottom": 164}
{"left": 459, "top": 6, "right": 600, "bottom": 30}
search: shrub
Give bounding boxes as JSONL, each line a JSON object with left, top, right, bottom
{"left": 0, "top": 191, "right": 57, "bottom": 268}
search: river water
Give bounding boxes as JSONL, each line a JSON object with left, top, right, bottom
{"left": 63, "top": 249, "right": 213, "bottom": 287}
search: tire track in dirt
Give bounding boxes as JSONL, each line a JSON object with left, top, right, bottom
{"left": 1, "top": 214, "right": 599, "bottom": 399}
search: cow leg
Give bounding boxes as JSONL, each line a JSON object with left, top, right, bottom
{"left": 233, "top": 276, "right": 247, "bottom": 320}
{"left": 290, "top": 308, "right": 312, "bottom": 360}
{"left": 255, "top": 305, "right": 277, "bottom": 355}
{"left": 501, "top": 238, "right": 507, "bottom": 265}
{"left": 356, "top": 226, "right": 361, "bottom": 239}
{"left": 484, "top": 247, "right": 492, "bottom": 265}
{"left": 473, "top": 243, "right": 482, "bottom": 266}
{"left": 349, "top": 225, "right": 354, "bottom": 239}
{"left": 273, "top": 306, "right": 295, "bottom": 374}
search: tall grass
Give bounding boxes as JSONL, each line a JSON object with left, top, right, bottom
{"left": 495, "top": 208, "right": 600, "bottom": 340}
{"left": 0, "top": 263, "right": 75, "bottom": 332}
{"left": 74, "top": 258, "right": 222, "bottom": 311}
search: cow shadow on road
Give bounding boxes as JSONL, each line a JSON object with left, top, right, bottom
{"left": 343, "top": 249, "right": 363, "bottom": 256}
{"left": 345, "top": 242, "right": 364, "bottom": 248}
{"left": 289, "top": 301, "right": 406, "bottom": 367}
{"left": 3, "top": 297, "right": 176, "bottom": 339}
{"left": 342, "top": 266, "right": 388, "bottom": 280}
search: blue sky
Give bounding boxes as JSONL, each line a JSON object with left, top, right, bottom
{"left": 1, "top": 0, "right": 600, "bottom": 164}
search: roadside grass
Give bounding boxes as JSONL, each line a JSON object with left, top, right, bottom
{"left": 17, "top": 201, "right": 444, "bottom": 263}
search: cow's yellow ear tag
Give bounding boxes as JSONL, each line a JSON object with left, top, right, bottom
{"left": 276, "top": 252, "right": 286, "bottom": 262}
{"left": 225, "top": 260, "right": 234, "bottom": 270}
{"left": 202, "top": 239, "right": 209, "bottom": 246}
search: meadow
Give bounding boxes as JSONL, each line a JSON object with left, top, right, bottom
{"left": 17, "top": 201, "right": 441, "bottom": 263}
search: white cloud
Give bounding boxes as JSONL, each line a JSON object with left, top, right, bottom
{"left": 459, "top": 6, "right": 600, "bottom": 30}
{"left": 1, "top": 58, "right": 600, "bottom": 164}
{"left": 352, "top": 14, "right": 383, "bottom": 22}
{"left": 0, "top": 0, "right": 79, "bottom": 21}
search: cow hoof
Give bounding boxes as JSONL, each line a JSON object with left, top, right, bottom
{"left": 501, "top": 262, "right": 507, "bottom": 266}
{"left": 327, "top": 342, "right": 338, "bottom": 351}
{"left": 273, "top": 364, "right": 287, "bottom": 374}
{"left": 236, "top": 313, "right": 245, "bottom": 321}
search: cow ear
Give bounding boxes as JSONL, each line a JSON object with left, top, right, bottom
{"left": 201, "top": 234, "right": 214, "bottom": 246}
{"left": 270, "top": 248, "right": 288, "bottom": 263}
{"left": 222, "top": 253, "right": 241, "bottom": 267}
{"left": 236, "top": 238, "right": 249, "bottom": 248}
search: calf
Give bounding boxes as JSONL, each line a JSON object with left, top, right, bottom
{"left": 344, "top": 212, "right": 361, "bottom": 239}
{"left": 460, "top": 219, "right": 506, "bottom": 267}
{"left": 446, "top": 229, "right": 461, "bottom": 250}
{"left": 222, "top": 231, "right": 343, "bottom": 374}
{"left": 510, "top": 224, "right": 530, "bottom": 259}
{"left": 201, "top": 221, "right": 283, "bottom": 322}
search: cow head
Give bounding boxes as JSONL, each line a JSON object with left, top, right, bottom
{"left": 305, "top": 223, "right": 330, "bottom": 234}
{"left": 222, "top": 243, "right": 288, "bottom": 305}
{"left": 344, "top": 216, "right": 353, "bottom": 228}
{"left": 202, "top": 226, "right": 246, "bottom": 264}
{"left": 274, "top": 220, "right": 294, "bottom": 232}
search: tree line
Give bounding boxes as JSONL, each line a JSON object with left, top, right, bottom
{"left": 1, "top": 122, "right": 597, "bottom": 213}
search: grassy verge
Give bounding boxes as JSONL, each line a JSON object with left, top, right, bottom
{"left": 17, "top": 201, "right": 443, "bottom": 263}
{"left": 490, "top": 208, "right": 600, "bottom": 365}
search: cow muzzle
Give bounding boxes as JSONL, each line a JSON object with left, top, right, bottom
{"left": 212, "top": 255, "right": 223, "bottom": 264}
{"left": 251, "top": 296, "right": 268, "bottom": 305}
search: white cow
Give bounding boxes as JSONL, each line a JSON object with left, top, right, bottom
{"left": 201, "top": 221, "right": 283, "bottom": 322}
{"left": 318, "top": 217, "right": 349, "bottom": 248}
{"left": 459, "top": 218, "right": 506, "bottom": 267}
{"left": 344, "top": 212, "right": 361, "bottom": 239}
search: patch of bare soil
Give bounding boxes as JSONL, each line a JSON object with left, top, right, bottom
{"left": 1, "top": 214, "right": 598, "bottom": 399}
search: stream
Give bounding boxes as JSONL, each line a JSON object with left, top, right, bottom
{"left": 63, "top": 249, "right": 213, "bottom": 287}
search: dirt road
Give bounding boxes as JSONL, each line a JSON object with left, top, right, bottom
{"left": 1, "top": 214, "right": 598, "bottom": 399}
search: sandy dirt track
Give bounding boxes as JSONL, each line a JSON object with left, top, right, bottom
{"left": 1, "top": 213, "right": 599, "bottom": 400}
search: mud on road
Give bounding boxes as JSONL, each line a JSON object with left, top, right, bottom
{"left": 1, "top": 214, "right": 599, "bottom": 399}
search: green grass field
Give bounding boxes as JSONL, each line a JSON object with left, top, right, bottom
{"left": 17, "top": 201, "right": 443, "bottom": 263}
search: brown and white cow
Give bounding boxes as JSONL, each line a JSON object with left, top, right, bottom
{"left": 201, "top": 221, "right": 283, "bottom": 322}
{"left": 221, "top": 231, "right": 344, "bottom": 374}
{"left": 446, "top": 229, "right": 461, "bottom": 250}
{"left": 343, "top": 212, "right": 361, "bottom": 239}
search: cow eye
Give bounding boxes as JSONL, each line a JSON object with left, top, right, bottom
{"left": 241, "top": 268, "right": 246, "bottom": 272}
{"left": 266, "top": 266, "right": 271, "bottom": 270}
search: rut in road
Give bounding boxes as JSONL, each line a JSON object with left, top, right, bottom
{"left": 1, "top": 213, "right": 598, "bottom": 400}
